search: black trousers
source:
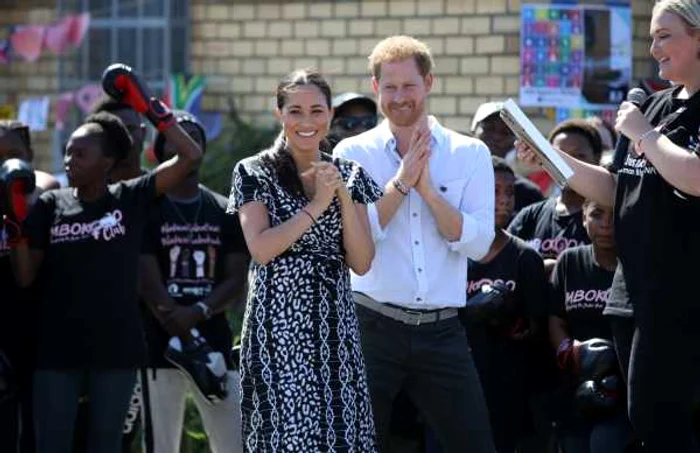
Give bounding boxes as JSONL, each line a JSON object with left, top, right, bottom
{"left": 627, "top": 302, "right": 700, "bottom": 453}
{"left": 355, "top": 302, "right": 496, "bottom": 453}
{"left": 609, "top": 315, "right": 635, "bottom": 383}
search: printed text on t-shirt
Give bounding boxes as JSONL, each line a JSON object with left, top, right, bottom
{"left": 526, "top": 237, "right": 586, "bottom": 257}
{"left": 565, "top": 288, "right": 610, "bottom": 312}
{"left": 50, "top": 210, "right": 126, "bottom": 243}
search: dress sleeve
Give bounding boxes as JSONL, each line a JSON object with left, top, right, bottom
{"left": 226, "top": 160, "right": 272, "bottom": 214}
{"left": 346, "top": 162, "right": 383, "bottom": 205}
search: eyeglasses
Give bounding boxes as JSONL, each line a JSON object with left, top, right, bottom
{"left": 333, "top": 115, "right": 377, "bottom": 131}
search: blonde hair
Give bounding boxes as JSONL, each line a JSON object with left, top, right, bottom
{"left": 654, "top": 0, "right": 700, "bottom": 30}
{"left": 367, "top": 35, "right": 434, "bottom": 79}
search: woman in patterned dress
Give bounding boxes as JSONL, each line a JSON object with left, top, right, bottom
{"left": 228, "top": 69, "right": 381, "bottom": 452}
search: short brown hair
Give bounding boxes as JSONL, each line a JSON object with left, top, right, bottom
{"left": 367, "top": 35, "right": 434, "bottom": 79}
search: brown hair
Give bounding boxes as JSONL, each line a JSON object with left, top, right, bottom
{"left": 367, "top": 35, "right": 434, "bottom": 79}
{"left": 261, "top": 68, "right": 333, "bottom": 195}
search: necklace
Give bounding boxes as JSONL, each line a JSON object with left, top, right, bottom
{"left": 166, "top": 190, "right": 203, "bottom": 242}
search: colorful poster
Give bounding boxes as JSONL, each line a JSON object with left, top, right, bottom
{"left": 520, "top": 4, "right": 632, "bottom": 110}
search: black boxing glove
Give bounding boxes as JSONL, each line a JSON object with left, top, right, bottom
{"left": 574, "top": 375, "right": 621, "bottom": 420}
{"left": 101, "top": 63, "right": 174, "bottom": 132}
{"left": 577, "top": 338, "right": 617, "bottom": 381}
{"left": 463, "top": 281, "right": 511, "bottom": 323}
{"left": 0, "top": 159, "right": 35, "bottom": 246}
{"left": 557, "top": 337, "right": 617, "bottom": 379}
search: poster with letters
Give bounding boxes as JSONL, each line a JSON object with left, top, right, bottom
{"left": 520, "top": 4, "right": 632, "bottom": 110}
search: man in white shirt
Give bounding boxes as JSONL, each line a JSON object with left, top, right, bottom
{"left": 334, "top": 35, "right": 496, "bottom": 453}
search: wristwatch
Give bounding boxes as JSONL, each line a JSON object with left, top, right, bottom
{"left": 195, "top": 301, "right": 213, "bottom": 320}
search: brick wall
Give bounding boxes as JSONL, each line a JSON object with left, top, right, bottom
{"left": 0, "top": 0, "right": 657, "bottom": 171}
{"left": 0, "top": 2, "right": 59, "bottom": 171}
{"left": 191, "top": 0, "right": 656, "bottom": 134}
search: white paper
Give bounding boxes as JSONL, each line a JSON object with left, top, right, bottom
{"left": 18, "top": 97, "right": 50, "bottom": 131}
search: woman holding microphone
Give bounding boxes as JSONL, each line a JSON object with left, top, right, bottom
{"left": 518, "top": 1, "right": 700, "bottom": 451}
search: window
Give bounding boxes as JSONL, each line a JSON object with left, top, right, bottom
{"left": 53, "top": 0, "right": 189, "bottom": 169}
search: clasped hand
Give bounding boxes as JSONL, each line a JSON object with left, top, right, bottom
{"left": 300, "top": 161, "right": 349, "bottom": 209}
{"left": 397, "top": 122, "right": 433, "bottom": 195}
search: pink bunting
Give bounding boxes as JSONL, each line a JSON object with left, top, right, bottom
{"left": 74, "top": 84, "right": 101, "bottom": 115}
{"left": 0, "top": 39, "right": 10, "bottom": 64}
{"left": 55, "top": 92, "right": 75, "bottom": 130}
{"left": 11, "top": 25, "right": 46, "bottom": 62}
{"left": 44, "top": 17, "right": 72, "bottom": 55}
{"left": 68, "top": 13, "right": 90, "bottom": 47}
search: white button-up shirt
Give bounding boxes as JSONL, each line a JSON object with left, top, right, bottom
{"left": 333, "top": 116, "right": 495, "bottom": 309}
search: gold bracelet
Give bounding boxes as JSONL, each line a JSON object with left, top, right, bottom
{"left": 301, "top": 208, "right": 317, "bottom": 224}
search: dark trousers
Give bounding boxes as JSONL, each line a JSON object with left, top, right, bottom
{"left": 558, "top": 411, "right": 631, "bottom": 453}
{"left": 609, "top": 316, "right": 634, "bottom": 383}
{"left": 356, "top": 302, "right": 496, "bottom": 453}
{"left": 628, "top": 303, "right": 700, "bottom": 453}
{"left": 34, "top": 369, "right": 136, "bottom": 453}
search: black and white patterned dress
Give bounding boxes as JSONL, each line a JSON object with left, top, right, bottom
{"left": 228, "top": 153, "right": 382, "bottom": 452}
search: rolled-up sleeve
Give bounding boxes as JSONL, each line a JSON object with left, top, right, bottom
{"left": 366, "top": 202, "right": 388, "bottom": 242}
{"left": 447, "top": 143, "right": 495, "bottom": 259}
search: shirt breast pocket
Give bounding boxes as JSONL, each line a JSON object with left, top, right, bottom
{"left": 437, "top": 178, "right": 466, "bottom": 209}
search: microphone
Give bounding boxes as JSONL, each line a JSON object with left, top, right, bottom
{"left": 611, "top": 88, "right": 648, "bottom": 171}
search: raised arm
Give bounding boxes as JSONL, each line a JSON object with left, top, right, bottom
{"left": 417, "top": 144, "right": 495, "bottom": 260}
{"left": 333, "top": 127, "right": 430, "bottom": 241}
{"left": 616, "top": 102, "right": 700, "bottom": 196}
{"left": 328, "top": 163, "right": 375, "bottom": 275}
{"left": 516, "top": 141, "right": 616, "bottom": 208}
{"left": 101, "top": 63, "right": 202, "bottom": 196}
{"left": 233, "top": 162, "right": 337, "bottom": 266}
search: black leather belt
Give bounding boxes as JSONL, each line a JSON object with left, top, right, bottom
{"left": 354, "top": 292, "right": 458, "bottom": 326}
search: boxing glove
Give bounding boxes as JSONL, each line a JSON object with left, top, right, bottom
{"left": 557, "top": 337, "right": 617, "bottom": 380}
{"left": 577, "top": 338, "right": 617, "bottom": 381}
{"left": 0, "top": 159, "right": 35, "bottom": 245}
{"left": 463, "top": 281, "right": 512, "bottom": 324}
{"left": 101, "top": 63, "right": 174, "bottom": 131}
{"left": 574, "top": 375, "right": 620, "bottom": 421}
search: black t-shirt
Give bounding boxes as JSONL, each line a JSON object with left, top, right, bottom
{"left": 507, "top": 197, "right": 590, "bottom": 260}
{"left": 514, "top": 175, "right": 544, "bottom": 214}
{"left": 611, "top": 86, "right": 700, "bottom": 316}
{"left": 0, "top": 230, "right": 35, "bottom": 362}
{"left": 460, "top": 235, "right": 547, "bottom": 440}
{"left": 550, "top": 245, "right": 614, "bottom": 342}
{"left": 26, "top": 173, "right": 157, "bottom": 369}
{"left": 141, "top": 186, "right": 248, "bottom": 368}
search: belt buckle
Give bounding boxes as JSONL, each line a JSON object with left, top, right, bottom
{"left": 403, "top": 309, "right": 424, "bottom": 326}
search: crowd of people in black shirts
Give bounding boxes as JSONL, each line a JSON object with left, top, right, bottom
{"left": 3, "top": 1, "right": 700, "bottom": 452}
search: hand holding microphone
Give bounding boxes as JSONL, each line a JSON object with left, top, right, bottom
{"left": 612, "top": 88, "right": 656, "bottom": 168}
{"left": 101, "top": 63, "right": 175, "bottom": 132}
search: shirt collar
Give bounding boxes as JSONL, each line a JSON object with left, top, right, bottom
{"left": 378, "top": 115, "right": 446, "bottom": 157}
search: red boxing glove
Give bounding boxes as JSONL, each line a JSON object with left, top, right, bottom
{"left": 3, "top": 180, "right": 29, "bottom": 246}
{"left": 101, "top": 63, "right": 175, "bottom": 132}
{"left": 556, "top": 337, "right": 581, "bottom": 373}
